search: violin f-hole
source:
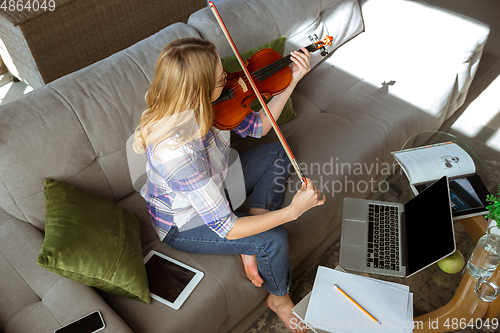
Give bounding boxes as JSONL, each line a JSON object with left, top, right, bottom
{"left": 241, "top": 93, "right": 254, "bottom": 108}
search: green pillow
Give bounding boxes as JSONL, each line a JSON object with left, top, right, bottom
{"left": 37, "top": 179, "right": 151, "bottom": 303}
{"left": 221, "top": 36, "right": 297, "bottom": 140}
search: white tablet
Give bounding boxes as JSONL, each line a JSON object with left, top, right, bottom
{"left": 143, "top": 250, "right": 204, "bottom": 310}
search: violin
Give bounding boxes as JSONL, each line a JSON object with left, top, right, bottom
{"left": 212, "top": 35, "right": 334, "bottom": 131}
{"left": 208, "top": 1, "right": 332, "bottom": 182}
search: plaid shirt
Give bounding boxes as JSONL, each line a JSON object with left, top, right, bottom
{"left": 141, "top": 111, "right": 263, "bottom": 240}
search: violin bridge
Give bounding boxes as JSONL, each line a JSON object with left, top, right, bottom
{"left": 238, "top": 77, "right": 248, "bottom": 93}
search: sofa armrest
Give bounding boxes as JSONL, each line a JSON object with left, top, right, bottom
{"left": 0, "top": 217, "right": 132, "bottom": 333}
{"left": 333, "top": 0, "right": 490, "bottom": 117}
{"left": 188, "top": 0, "right": 364, "bottom": 69}
{"left": 359, "top": 0, "right": 490, "bottom": 71}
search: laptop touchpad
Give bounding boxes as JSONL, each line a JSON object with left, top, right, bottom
{"left": 342, "top": 220, "right": 366, "bottom": 245}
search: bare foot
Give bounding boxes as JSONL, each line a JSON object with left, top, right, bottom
{"left": 240, "top": 254, "right": 264, "bottom": 287}
{"left": 267, "top": 294, "right": 308, "bottom": 333}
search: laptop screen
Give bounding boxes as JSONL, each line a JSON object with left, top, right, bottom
{"left": 404, "top": 176, "right": 456, "bottom": 276}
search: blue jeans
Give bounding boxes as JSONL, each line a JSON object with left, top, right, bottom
{"left": 240, "top": 141, "right": 290, "bottom": 211}
{"left": 163, "top": 142, "right": 292, "bottom": 296}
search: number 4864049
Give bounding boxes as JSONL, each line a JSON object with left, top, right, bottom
{"left": 1, "top": 0, "right": 56, "bottom": 12}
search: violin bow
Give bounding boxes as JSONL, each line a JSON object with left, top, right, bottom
{"left": 208, "top": 1, "right": 307, "bottom": 183}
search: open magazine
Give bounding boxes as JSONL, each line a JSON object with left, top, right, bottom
{"left": 392, "top": 141, "right": 491, "bottom": 220}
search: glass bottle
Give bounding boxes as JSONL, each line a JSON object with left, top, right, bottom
{"left": 466, "top": 226, "right": 500, "bottom": 279}
{"left": 484, "top": 267, "right": 500, "bottom": 320}
{"left": 465, "top": 277, "right": 499, "bottom": 319}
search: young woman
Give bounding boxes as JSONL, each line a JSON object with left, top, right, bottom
{"left": 134, "top": 38, "right": 325, "bottom": 333}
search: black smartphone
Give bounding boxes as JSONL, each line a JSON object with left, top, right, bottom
{"left": 54, "top": 311, "right": 105, "bottom": 333}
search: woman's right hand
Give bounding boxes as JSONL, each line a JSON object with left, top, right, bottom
{"left": 290, "top": 178, "right": 326, "bottom": 218}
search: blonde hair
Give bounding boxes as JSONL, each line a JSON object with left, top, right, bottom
{"left": 133, "top": 38, "right": 218, "bottom": 156}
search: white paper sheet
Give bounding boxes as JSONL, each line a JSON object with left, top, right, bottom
{"left": 405, "top": 293, "right": 414, "bottom": 333}
{"left": 304, "top": 266, "right": 413, "bottom": 333}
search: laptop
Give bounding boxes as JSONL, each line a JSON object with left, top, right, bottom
{"left": 339, "top": 176, "right": 456, "bottom": 278}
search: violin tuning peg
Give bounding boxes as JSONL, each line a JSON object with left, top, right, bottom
{"left": 309, "top": 34, "right": 320, "bottom": 43}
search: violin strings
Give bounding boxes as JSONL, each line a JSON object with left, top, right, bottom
{"left": 255, "top": 42, "right": 320, "bottom": 80}
{"left": 222, "top": 55, "right": 292, "bottom": 99}
{"left": 239, "top": 42, "right": 319, "bottom": 87}
{"left": 221, "top": 46, "right": 315, "bottom": 99}
{"left": 254, "top": 56, "right": 292, "bottom": 81}
{"left": 253, "top": 59, "right": 288, "bottom": 81}
{"left": 236, "top": 56, "right": 290, "bottom": 89}
{"left": 224, "top": 72, "right": 259, "bottom": 96}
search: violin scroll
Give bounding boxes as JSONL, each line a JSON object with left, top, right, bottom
{"left": 309, "top": 34, "right": 334, "bottom": 57}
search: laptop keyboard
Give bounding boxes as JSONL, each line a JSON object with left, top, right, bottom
{"left": 367, "top": 203, "right": 400, "bottom": 271}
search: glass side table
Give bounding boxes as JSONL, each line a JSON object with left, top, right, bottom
{"left": 370, "top": 131, "right": 500, "bottom": 332}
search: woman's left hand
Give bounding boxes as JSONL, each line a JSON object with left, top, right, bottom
{"left": 289, "top": 47, "right": 311, "bottom": 84}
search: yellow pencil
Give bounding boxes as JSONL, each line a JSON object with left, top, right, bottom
{"left": 334, "top": 284, "right": 381, "bottom": 325}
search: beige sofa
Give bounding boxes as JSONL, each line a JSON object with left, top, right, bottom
{"left": 0, "top": 0, "right": 490, "bottom": 332}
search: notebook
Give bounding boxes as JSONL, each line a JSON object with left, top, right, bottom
{"left": 296, "top": 266, "right": 414, "bottom": 333}
{"left": 339, "top": 176, "right": 456, "bottom": 277}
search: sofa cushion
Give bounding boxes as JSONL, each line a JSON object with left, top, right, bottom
{"left": 330, "top": 0, "right": 490, "bottom": 119}
{"left": 0, "top": 218, "right": 132, "bottom": 333}
{"left": 95, "top": 191, "right": 269, "bottom": 333}
{"left": 188, "top": 0, "right": 364, "bottom": 69}
{"left": 123, "top": 22, "right": 202, "bottom": 82}
{"left": 0, "top": 205, "right": 10, "bottom": 227}
{"left": 0, "top": 23, "right": 200, "bottom": 229}
{"left": 37, "top": 179, "right": 151, "bottom": 303}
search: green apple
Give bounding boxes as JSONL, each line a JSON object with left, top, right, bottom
{"left": 437, "top": 250, "right": 465, "bottom": 274}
